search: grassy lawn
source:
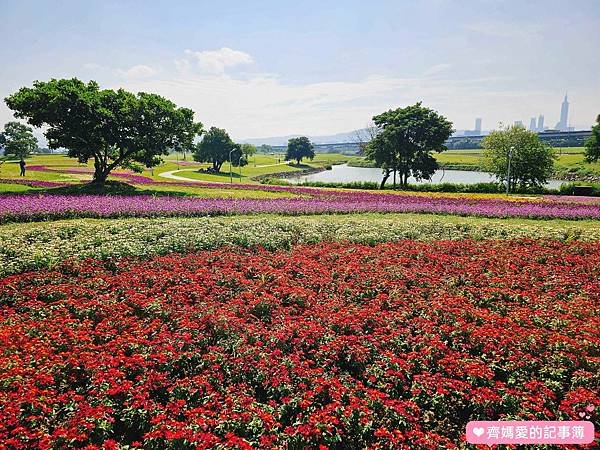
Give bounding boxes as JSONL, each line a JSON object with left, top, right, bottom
{"left": 0, "top": 153, "right": 359, "bottom": 189}
{"left": 432, "top": 147, "right": 600, "bottom": 179}
{"left": 0, "top": 183, "right": 35, "bottom": 193}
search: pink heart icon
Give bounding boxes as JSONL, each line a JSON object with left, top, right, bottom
{"left": 586, "top": 404, "right": 595, "bottom": 412}
{"left": 578, "top": 411, "right": 586, "bottom": 418}
{"left": 473, "top": 427, "right": 485, "bottom": 437}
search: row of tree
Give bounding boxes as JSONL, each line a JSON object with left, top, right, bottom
{"left": 2, "top": 77, "right": 599, "bottom": 188}
{"left": 1, "top": 78, "right": 317, "bottom": 183}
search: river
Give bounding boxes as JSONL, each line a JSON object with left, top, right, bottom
{"left": 286, "top": 164, "right": 564, "bottom": 189}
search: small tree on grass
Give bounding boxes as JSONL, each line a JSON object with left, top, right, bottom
{"left": 481, "top": 124, "right": 556, "bottom": 191}
{"left": 0, "top": 121, "right": 38, "bottom": 159}
{"left": 5, "top": 78, "right": 202, "bottom": 185}
{"left": 584, "top": 114, "right": 600, "bottom": 163}
{"left": 366, "top": 103, "right": 453, "bottom": 189}
{"left": 193, "top": 127, "right": 237, "bottom": 172}
{"left": 285, "top": 136, "right": 314, "bottom": 164}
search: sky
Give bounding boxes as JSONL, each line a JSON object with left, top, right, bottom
{"left": 0, "top": 0, "right": 599, "bottom": 141}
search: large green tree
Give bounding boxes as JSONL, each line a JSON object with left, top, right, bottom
{"left": 584, "top": 114, "right": 600, "bottom": 163}
{"left": 0, "top": 121, "right": 38, "bottom": 159}
{"left": 193, "top": 127, "right": 238, "bottom": 172}
{"left": 285, "top": 136, "right": 315, "bottom": 164}
{"left": 5, "top": 78, "right": 202, "bottom": 184}
{"left": 481, "top": 124, "right": 556, "bottom": 191}
{"left": 366, "top": 103, "right": 453, "bottom": 189}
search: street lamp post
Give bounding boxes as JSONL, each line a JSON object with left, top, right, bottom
{"left": 239, "top": 156, "right": 243, "bottom": 182}
{"left": 506, "top": 145, "right": 514, "bottom": 195}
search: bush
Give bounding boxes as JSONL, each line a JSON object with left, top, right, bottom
{"left": 558, "top": 182, "right": 600, "bottom": 197}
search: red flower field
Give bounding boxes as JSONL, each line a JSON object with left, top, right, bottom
{"left": 0, "top": 240, "right": 598, "bottom": 449}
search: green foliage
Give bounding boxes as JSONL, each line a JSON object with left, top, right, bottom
{"left": 5, "top": 78, "right": 202, "bottom": 184}
{"left": 0, "top": 121, "right": 38, "bottom": 158}
{"left": 262, "top": 178, "right": 560, "bottom": 195}
{"left": 365, "top": 103, "right": 453, "bottom": 188}
{"left": 193, "top": 127, "right": 238, "bottom": 172}
{"left": 285, "top": 136, "right": 315, "bottom": 164}
{"left": 258, "top": 144, "right": 272, "bottom": 153}
{"left": 481, "top": 125, "right": 556, "bottom": 190}
{"left": 240, "top": 143, "right": 257, "bottom": 158}
{"left": 584, "top": 114, "right": 600, "bottom": 163}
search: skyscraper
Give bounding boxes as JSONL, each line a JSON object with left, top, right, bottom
{"left": 537, "top": 114, "right": 544, "bottom": 131}
{"left": 474, "top": 118, "right": 482, "bottom": 134}
{"left": 555, "top": 93, "right": 569, "bottom": 131}
{"left": 515, "top": 120, "right": 524, "bottom": 128}
{"left": 529, "top": 117, "right": 537, "bottom": 131}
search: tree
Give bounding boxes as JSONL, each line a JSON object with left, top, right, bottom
{"left": 365, "top": 103, "right": 453, "bottom": 189}
{"left": 0, "top": 121, "right": 38, "bottom": 159}
{"left": 585, "top": 114, "right": 600, "bottom": 163}
{"left": 193, "top": 127, "right": 237, "bottom": 172}
{"left": 353, "top": 122, "right": 379, "bottom": 156}
{"left": 240, "top": 143, "right": 257, "bottom": 158}
{"left": 5, "top": 78, "right": 202, "bottom": 185}
{"left": 285, "top": 136, "right": 314, "bottom": 164}
{"left": 258, "top": 144, "right": 272, "bottom": 153}
{"left": 481, "top": 124, "right": 556, "bottom": 191}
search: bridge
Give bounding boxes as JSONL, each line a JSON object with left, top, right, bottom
{"left": 445, "top": 130, "right": 592, "bottom": 150}
{"left": 268, "top": 130, "right": 592, "bottom": 154}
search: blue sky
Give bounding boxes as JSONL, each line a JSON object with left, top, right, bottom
{"left": 1, "top": 0, "right": 599, "bottom": 139}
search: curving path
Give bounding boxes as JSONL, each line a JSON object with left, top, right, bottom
{"left": 158, "top": 169, "right": 203, "bottom": 182}
{"left": 158, "top": 161, "right": 292, "bottom": 183}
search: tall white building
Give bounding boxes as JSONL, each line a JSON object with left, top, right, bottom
{"left": 555, "top": 93, "right": 569, "bottom": 131}
{"left": 529, "top": 117, "right": 537, "bottom": 131}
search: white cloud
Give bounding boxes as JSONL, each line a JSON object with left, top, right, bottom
{"left": 117, "top": 64, "right": 157, "bottom": 80}
{"left": 119, "top": 70, "right": 525, "bottom": 138}
{"left": 182, "top": 47, "right": 254, "bottom": 74}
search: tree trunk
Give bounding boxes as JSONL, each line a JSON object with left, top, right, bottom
{"left": 92, "top": 157, "right": 109, "bottom": 185}
{"left": 380, "top": 169, "right": 391, "bottom": 189}
{"left": 393, "top": 169, "right": 396, "bottom": 189}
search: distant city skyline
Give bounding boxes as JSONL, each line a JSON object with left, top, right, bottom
{"left": 0, "top": 1, "right": 599, "bottom": 140}
{"left": 462, "top": 93, "right": 579, "bottom": 137}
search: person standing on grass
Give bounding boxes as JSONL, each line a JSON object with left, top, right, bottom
{"left": 19, "top": 158, "right": 26, "bottom": 176}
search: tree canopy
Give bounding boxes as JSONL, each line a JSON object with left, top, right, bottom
{"left": 481, "top": 124, "right": 556, "bottom": 190}
{"left": 584, "top": 114, "right": 600, "bottom": 163}
{"left": 285, "top": 136, "right": 314, "bottom": 164}
{"left": 365, "top": 103, "right": 453, "bottom": 188}
{"left": 193, "top": 127, "right": 239, "bottom": 172}
{"left": 5, "top": 78, "right": 202, "bottom": 184}
{"left": 0, "top": 121, "right": 38, "bottom": 159}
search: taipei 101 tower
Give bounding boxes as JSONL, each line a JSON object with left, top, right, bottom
{"left": 555, "top": 93, "right": 569, "bottom": 131}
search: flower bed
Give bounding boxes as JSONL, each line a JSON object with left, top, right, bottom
{"left": 1, "top": 192, "right": 600, "bottom": 222}
{"left": 0, "top": 178, "right": 72, "bottom": 188}
{"left": 0, "top": 240, "right": 598, "bottom": 448}
{"left": 2, "top": 215, "right": 599, "bottom": 277}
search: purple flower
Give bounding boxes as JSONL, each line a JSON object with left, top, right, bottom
{"left": 1, "top": 193, "right": 599, "bottom": 222}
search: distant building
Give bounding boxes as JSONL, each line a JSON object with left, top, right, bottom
{"left": 514, "top": 120, "right": 524, "bottom": 128}
{"left": 529, "top": 117, "right": 537, "bottom": 131}
{"left": 555, "top": 93, "right": 569, "bottom": 131}
{"left": 537, "top": 114, "right": 545, "bottom": 131}
{"left": 464, "top": 118, "right": 483, "bottom": 136}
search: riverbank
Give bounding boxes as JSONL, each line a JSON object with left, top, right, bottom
{"left": 347, "top": 159, "right": 600, "bottom": 183}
